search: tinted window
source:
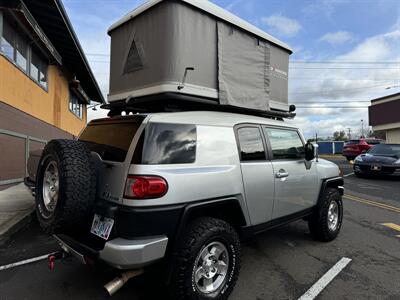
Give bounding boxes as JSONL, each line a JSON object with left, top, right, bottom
{"left": 368, "top": 144, "right": 400, "bottom": 156}
{"left": 79, "top": 119, "right": 143, "bottom": 162}
{"left": 345, "top": 140, "right": 360, "bottom": 145}
{"left": 141, "top": 123, "right": 196, "bottom": 164}
{"left": 264, "top": 127, "right": 304, "bottom": 159}
{"left": 366, "top": 139, "right": 383, "bottom": 145}
{"left": 237, "top": 127, "right": 266, "bottom": 161}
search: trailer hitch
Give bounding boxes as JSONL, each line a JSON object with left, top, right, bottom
{"left": 48, "top": 250, "right": 69, "bottom": 271}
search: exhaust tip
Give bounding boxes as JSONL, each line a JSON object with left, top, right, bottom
{"left": 104, "top": 269, "right": 143, "bottom": 296}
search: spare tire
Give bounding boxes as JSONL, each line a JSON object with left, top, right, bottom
{"left": 35, "top": 139, "right": 96, "bottom": 233}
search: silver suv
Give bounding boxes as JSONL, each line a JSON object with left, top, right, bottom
{"left": 26, "top": 111, "right": 344, "bottom": 299}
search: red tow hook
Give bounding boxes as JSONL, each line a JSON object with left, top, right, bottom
{"left": 48, "top": 250, "right": 67, "bottom": 271}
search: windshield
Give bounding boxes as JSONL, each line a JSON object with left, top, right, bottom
{"left": 367, "top": 144, "right": 400, "bottom": 157}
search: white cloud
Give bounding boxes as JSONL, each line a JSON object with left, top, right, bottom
{"left": 262, "top": 14, "right": 302, "bottom": 37}
{"left": 289, "top": 23, "right": 400, "bottom": 138}
{"left": 319, "top": 31, "right": 354, "bottom": 45}
{"left": 302, "top": 0, "right": 349, "bottom": 18}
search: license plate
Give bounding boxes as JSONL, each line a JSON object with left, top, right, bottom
{"left": 90, "top": 214, "right": 114, "bottom": 240}
{"left": 371, "top": 165, "right": 381, "bottom": 171}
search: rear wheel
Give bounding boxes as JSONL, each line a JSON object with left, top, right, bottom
{"left": 308, "top": 188, "right": 343, "bottom": 242}
{"left": 170, "top": 217, "right": 241, "bottom": 300}
{"left": 35, "top": 139, "right": 96, "bottom": 233}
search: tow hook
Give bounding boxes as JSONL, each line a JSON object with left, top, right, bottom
{"left": 48, "top": 250, "right": 68, "bottom": 271}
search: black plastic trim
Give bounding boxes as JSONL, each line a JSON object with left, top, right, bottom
{"left": 317, "top": 176, "right": 344, "bottom": 207}
{"left": 241, "top": 207, "right": 315, "bottom": 238}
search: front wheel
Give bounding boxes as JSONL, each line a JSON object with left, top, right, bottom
{"left": 308, "top": 188, "right": 343, "bottom": 242}
{"left": 170, "top": 217, "right": 241, "bottom": 300}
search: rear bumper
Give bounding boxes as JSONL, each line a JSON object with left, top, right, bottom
{"left": 54, "top": 234, "right": 168, "bottom": 269}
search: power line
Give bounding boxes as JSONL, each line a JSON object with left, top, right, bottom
{"left": 289, "top": 84, "right": 390, "bottom": 95}
{"left": 291, "top": 60, "right": 400, "bottom": 64}
{"left": 290, "top": 67, "right": 399, "bottom": 70}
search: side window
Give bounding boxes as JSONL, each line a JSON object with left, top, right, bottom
{"left": 69, "top": 90, "right": 83, "bottom": 119}
{"left": 237, "top": 127, "right": 266, "bottom": 162}
{"left": 141, "top": 123, "right": 196, "bottom": 164}
{"left": 124, "top": 38, "right": 143, "bottom": 74}
{"left": 264, "top": 127, "right": 304, "bottom": 160}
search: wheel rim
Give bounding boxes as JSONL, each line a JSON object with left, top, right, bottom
{"left": 193, "top": 241, "right": 229, "bottom": 294}
{"left": 327, "top": 201, "right": 339, "bottom": 231}
{"left": 42, "top": 161, "right": 59, "bottom": 213}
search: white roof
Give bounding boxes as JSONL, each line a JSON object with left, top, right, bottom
{"left": 146, "top": 111, "right": 297, "bottom": 128}
{"left": 108, "top": 0, "right": 292, "bottom": 53}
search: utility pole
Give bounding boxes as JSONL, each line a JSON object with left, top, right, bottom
{"left": 347, "top": 128, "right": 351, "bottom": 140}
{"left": 361, "top": 119, "right": 364, "bottom": 138}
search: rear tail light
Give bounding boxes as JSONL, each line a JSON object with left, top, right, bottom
{"left": 124, "top": 175, "right": 168, "bottom": 199}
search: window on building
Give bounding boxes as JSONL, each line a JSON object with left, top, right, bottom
{"left": 264, "top": 127, "right": 305, "bottom": 160}
{"left": 237, "top": 127, "right": 266, "bottom": 161}
{"left": 0, "top": 13, "right": 48, "bottom": 89}
{"left": 69, "top": 90, "right": 83, "bottom": 119}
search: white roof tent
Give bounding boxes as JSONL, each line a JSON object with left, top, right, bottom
{"left": 106, "top": 0, "right": 294, "bottom": 118}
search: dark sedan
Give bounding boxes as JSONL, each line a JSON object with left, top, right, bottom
{"left": 353, "top": 144, "right": 400, "bottom": 177}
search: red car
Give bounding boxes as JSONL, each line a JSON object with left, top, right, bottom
{"left": 343, "top": 139, "right": 384, "bottom": 161}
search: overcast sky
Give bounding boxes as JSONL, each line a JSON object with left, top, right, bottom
{"left": 63, "top": 0, "right": 400, "bottom": 139}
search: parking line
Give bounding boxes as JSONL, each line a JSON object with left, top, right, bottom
{"left": 298, "top": 257, "right": 352, "bottom": 300}
{"left": 381, "top": 223, "right": 400, "bottom": 232}
{"left": 0, "top": 253, "right": 54, "bottom": 271}
{"left": 344, "top": 194, "right": 400, "bottom": 214}
{"left": 343, "top": 172, "right": 354, "bottom": 177}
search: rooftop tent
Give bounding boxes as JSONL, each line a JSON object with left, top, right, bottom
{"left": 107, "top": 0, "right": 292, "bottom": 115}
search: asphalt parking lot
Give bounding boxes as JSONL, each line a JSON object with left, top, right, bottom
{"left": 0, "top": 156, "right": 399, "bottom": 300}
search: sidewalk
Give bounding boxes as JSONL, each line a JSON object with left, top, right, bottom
{"left": 0, "top": 183, "right": 35, "bottom": 244}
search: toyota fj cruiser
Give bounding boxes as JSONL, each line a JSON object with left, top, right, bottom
{"left": 25, "top": 110, "right": 344, "bottom": 300}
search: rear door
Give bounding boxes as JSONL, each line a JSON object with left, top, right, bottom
{"left": 79, "top": 116, "right": 145, "bottom": 203}
{"left": 263, "top": 127, "right": 319, "bottom": 219}
{"left": 236, "top": 125, "right": 275, "bottom": 225}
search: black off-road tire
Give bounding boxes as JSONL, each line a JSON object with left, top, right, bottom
{"left": 35, "top": 139, "right": 96, "bottom": 234}
{"left": 308, "top": 188, "right": 343, "bottom": 242}
{"left": 170, "top": 217, "right": 241, "bottom": 300}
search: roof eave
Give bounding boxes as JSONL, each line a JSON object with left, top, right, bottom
{"left": 54, "top": 0, "right": 105, "bottom": 103}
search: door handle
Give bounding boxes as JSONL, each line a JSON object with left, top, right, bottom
{"left": 276, "top": 169, "right": 289, "bottom": 178}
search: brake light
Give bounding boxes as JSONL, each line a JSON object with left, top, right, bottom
{"left": 124, "top": 175, "right": 168, "bottom": 199}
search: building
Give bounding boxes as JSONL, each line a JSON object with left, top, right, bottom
{"left": 0, "top": 0, "right": 104, "bottom": 186}
{"left": 369, "top": 92, "right": 400, "bottom": 143}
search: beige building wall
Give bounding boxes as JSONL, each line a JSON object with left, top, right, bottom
{"left": 386, "top": 128, "right": 400, "bottom": 144}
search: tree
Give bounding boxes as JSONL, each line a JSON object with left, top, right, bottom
{"left": 333, "top": 131, "right": 347, "bottom": 141}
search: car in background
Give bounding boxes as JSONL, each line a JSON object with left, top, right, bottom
{"left": 353, "top": 144, "right": 400, "bottom": 177}
{"left": 342, "top": 138, "right": 384, "bottom": 161}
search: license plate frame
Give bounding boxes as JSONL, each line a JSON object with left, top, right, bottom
{"left": 90, "top": 214, "right": 114, "bottom": 240}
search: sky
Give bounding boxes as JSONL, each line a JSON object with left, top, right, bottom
{"left": 62, "top": 0, "right": 400, "bottom": 139}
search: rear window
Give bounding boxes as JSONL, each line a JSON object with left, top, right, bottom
{"left": 79, "top": 118, "right": 143, "bottom": 162}
{"left": 345, "top": 140, "right": 360, "bottom": 145}
{"left": 366, "top": 139, "right": 383, "bottom": 145}
{"left": 134, "top": 123, "right": 196, "bottom": 164}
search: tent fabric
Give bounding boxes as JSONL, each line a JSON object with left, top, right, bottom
{"left": 217, "top": 21, "right": 270, "bottom": 110}
{"left": 108, "top": 0, "right": 290, "bottom": 112}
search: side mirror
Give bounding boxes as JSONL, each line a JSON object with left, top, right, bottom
{"left": 305, "top": 142, "right": 315, "bottom": 161}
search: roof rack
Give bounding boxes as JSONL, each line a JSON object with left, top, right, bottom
{"left": 101, "top": 93, "right": 296, "bottom": 120}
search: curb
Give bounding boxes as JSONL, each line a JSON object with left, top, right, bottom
{"left": 0, "top": 209, "right": 36, "bottom": 246}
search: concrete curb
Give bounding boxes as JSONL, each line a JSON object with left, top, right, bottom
{"left": 0, "top": 208, "right": 36, "bottom": 246}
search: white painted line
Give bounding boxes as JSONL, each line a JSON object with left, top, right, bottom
{"left": 298, "top": 257, "right": 352, "bottom": 300}
{"left": 0, "top": 253, "right": 54, "bottom": 271}
{"left": 343, "top": 172, "right": 354, "bottom": 177}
